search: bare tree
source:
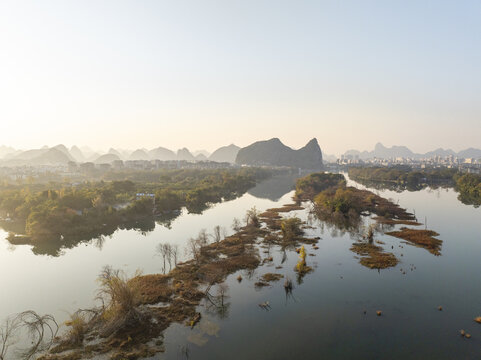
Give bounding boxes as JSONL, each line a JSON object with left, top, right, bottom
{"left": 0, "top": 315, "right": 18, "bottom": 360}
{"left": 156, "top": 243, "right": 168, "bottom": 274}
{"left": 217, "top": 283, "right": 228, "bottom": 307}
{"left": 244, "top": 207, "right": 260, "bottom": 227}
{"left": 204, "top": 283, "right": 230, "bottom": 319}
{"left": 171, "top": 244, "right": 179, "bottom": 267}
{"left": 231, "top": 217, "right": 241, "bottom": 232}
{"left": 197, "top": 229, "right": 209, "bottom": 247}
{"left": 212, "top": 225, "right": 224, "bottom": 244}
{"left": 166, "top": 244, "right": 174, "bottom": 271}
{"left": 0, "top": 311, "right": 58, "bottom": 360}
{"left": 185, "top": 237, "right": 201, "bottom": 265}
{"left": 156, "top": 242, "right": 180, "bottom": 272}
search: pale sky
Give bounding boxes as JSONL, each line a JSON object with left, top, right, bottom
{"left": 0, "top": 0, "right": 480, "bottom": 155}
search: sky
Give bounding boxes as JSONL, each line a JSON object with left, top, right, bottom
{"left": 0, "top": 0, "right": 480, "bottom": 156}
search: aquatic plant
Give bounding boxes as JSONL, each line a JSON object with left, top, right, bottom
{"left": 386, "top": 228, "right": 442, "bottom": 255}
{"left": 244, "top": 207, "right": 260, "bottom": 227}
{"left": 295, "top": 246, "right": 311, "bottom": 274}
{"left": 281, "top": 217, "right": 304, "bottom": 242}
{"left": 350, "top": 242, "right": 398, "bottom": 269}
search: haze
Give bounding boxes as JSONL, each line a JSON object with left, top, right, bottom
{"left": 0, "top": 0, "right": 480, "bottom": 155}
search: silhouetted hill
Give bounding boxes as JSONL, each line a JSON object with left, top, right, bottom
{"left": 372, "top": 143, "right": 414, "bottom": 159}
{"left": 177, "top": 148, "right": 195, "bottom": 161}
{"left": 52, "top": 144, "right": 75, "bottom": 161}
{"left": 195, "top": 154, "right": 208, "bottom": 161}
{"left": 34, "top": 148, "right": 71, "bottom": 164}
{"left": 458, "top": 148, "right": 481, "bottom": 159}
{"left": 107, "top": 148, "right": 122, "bottom": 158}
{"left": 424, "top": 148, "right": 456, "bottom": 158}
{"left": 70, "top": 146, "right": 85, "bottom": 162}
{"left": 129, "top": 149, "right": 150, "bottom": 160}
{"left": 148, "top": 147, "right": 177, "bottom": 161}
{"left": 343, "top": 143, "right": 481, "bottom": 160}
{"left": 12, "top": 148, "right": 50, "bottom": 161}
{"left": 209, "top": 144, "right": 240, "bottom": 163}
{"left": 235, "top": 138, "right": 323, "bottom": 169}
{"left": 193, "top": 150, "right": 210, "bottom": 158}
{"left": 323, "top": 153, "right": 338, "bottom": 163}
{"left": 94, "top": 154, "right": 121, "bottom": 164}
{"left": 1, "top": 148, "right": 71, "bottom": 166}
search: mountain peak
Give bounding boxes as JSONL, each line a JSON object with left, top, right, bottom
{"left": 236, "top": 138, "right": 323, "bottom": 169}
{"left": 209, "top": 144, "right": 240, "bottom": 163}
{"left": 303, "top": 138, "right": 320, "bottom": 148}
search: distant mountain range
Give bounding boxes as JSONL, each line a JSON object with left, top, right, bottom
{"left": 0, "top": 139, "right": 323, "bottom": 168}
{"left": 344, "top": 143, "right": 481, "bottom": 160}
{"left": 0, "top": 144, "right": 240, "bottom": 166}
{"left": 235, "top": 138, "right": 323, "bottom": 169}
{"left": 4, "top": 140, "right": 475, "bottom": 168}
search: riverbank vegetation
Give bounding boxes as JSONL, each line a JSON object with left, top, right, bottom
{"left": 310, "top": 179, "right": 417, "bottom": 230}
{"left": 2, "top": 171, "right": 452, "bottom": 359}
{"left": 0, "top": 168, "right": 274, "bottom": 255}
{"left": 295, "top": 172, "right": 345, "bottom": 201}
{"left": 455, "top": 173, "right": 481, "bottom": 206}
{"left": 348, "top": 167, "right": 457, "bottom": 187}
{"left": 348, "top": 166, "right": 481, "bottom": 206}
{"left": 295, "top": 172, "right": 442, "bottom": 268}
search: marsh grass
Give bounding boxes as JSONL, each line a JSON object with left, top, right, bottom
{"left": 350, "top": 242, "right": 399, "bottom": 269}
{"left": 386, "top": 228, "right": 442, "bottom": 255}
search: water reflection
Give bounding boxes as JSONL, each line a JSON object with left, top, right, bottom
{"left": 12, "top": 217, "right": 156, "bottom": 256}
{"left": 351, "top": 177, "right": 480, "bottom": 207}
{"left": 247, "top": 174, "right": 300, "bottom": 201}
{"left": 1, "top": 176, "right": 301, "bottom": 257}
{"left": 204, "top": 283, "right": 230, "bottom": 319}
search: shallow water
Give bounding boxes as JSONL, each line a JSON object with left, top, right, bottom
{"left": 159, "top": 176, "right": 481, "bottom": 360}
{"left": 1, "top": 175, "right": 481, "bottom": 359}
{"left": 0, "top": 176, "right": 296, "bottom": 329}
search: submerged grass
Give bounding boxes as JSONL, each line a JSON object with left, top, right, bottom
{"left": 386, "top": 227, "right": 442, "bottom": 255}
{"left": 260, "top": 273, "right": 284, "bottom": 282}
{"left": 373, "top": 216, "right": 422, "bottom": 226}
{"left": 350, "top": 242, "right": 399, "bottom": 269}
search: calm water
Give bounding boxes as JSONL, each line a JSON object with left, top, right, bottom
{"left": 0, "top": 176, "right": 297, "bottom": 330}
{"left": 160, "top": 176, "right": 481, "bottom": 360}
{"left": 1, "top": 175, "right": 480, "bottom": 359}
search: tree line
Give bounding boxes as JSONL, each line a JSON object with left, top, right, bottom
{"left": 0, "top": 168, "right": 274, "bottom": 247}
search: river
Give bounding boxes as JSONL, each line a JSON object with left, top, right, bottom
{"left": 1, "top": 174, "right": 480, "bottom": 359}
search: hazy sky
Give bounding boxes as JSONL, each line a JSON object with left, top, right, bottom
{"left": 0, "top": 1, "right": 480, "bottom": 155}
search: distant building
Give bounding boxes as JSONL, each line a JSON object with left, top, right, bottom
{"left": 80, "top": 162, "right": 95, "bottom": 172}
{"left": 112, "top": 160, "right": 124, "bottom": 169}
{"left": 98, "top": 163, "right": 111, "bottom": 171}
{"left": 67, "top": 161, "right": 78, "bottom": 172}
